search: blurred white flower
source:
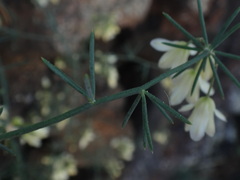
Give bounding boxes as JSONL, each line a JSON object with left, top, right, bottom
{"left": 95, "top": 52, "right": 119, "bottom": 88}
{"left": 35, "top": 0, "right": 49, "bottom": 7}
{"left": 94, "top": 15, "right": 120, "bottom": 41}
{"left": 42, "top": 153, "right": 77, "bottom": 180}
{"left": 78, "top": 128, "right": 96, "bottom": 150}
{"left": 107, "top": 67, "right": 119, "bottom": 88}
{"left": 105, "top": 158, "right": 124, "bottom": 178}
{"left": 20, "top": 127, "right": 50, "bottom": 148}
{"left": 169, "top": 68, "right": 214, "bottom": 106}
{"left": 179, "top": 96, "right": 226, "bottom": 141}
{"left": 110, "top": 137, "right": 135, "bottom": 161}
{"left": 35, "top": 0, "right": 60, "bottom": 7}
{"left": 150, "top": 38, "right": 197, "bottom": 69}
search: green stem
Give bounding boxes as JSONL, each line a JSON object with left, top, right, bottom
{"left": 0, "top": 51, "right": 209, "bottom": 141}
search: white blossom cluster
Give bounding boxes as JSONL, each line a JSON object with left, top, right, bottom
{"left": 151, "top": 38, "right": 226, "bottom": 141}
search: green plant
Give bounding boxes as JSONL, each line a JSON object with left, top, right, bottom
{"left": 0, "top": 0, "right": 240, "bottom": 153}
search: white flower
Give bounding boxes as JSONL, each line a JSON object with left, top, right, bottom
{"left": 78, "top": 128, "right": 96, "bottom": 150}
{"left": 169, "top": 68, "right": 214, "bottom": 106}
{"left": 150, "top": 38, "right": 196, "bottom": 69}
{"left": 179, "top": 96, "right": 226, "bottom": 141}
{"left": 42, "top": 153, "right": 78, "bottom": 180}
{"left": 20, "top": 127, "right": 50, "bottom": 148}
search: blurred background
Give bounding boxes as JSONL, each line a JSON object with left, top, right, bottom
{"left": 0, "top": 0, "right": 240, "bottom": 179}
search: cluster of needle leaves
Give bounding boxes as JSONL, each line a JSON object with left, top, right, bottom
{"left": 162, "top": 0, "right": 240, "bottom": 99}
{"left": 1, "top": 0, "right": 240, "bottom": 153}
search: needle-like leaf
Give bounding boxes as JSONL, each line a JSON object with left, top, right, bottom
{"left": 147, "top": 93, "right": 174, "bottom": 124}
{"left": 209, "top": 57, "right": 224, "bottom": 98}
{"left": 141, "top": 90, "right": 153, "bottom": 152}
{"left": 214, "top": 55, "right": 240, "bottom": 88}
{"left": 212, "top": 7, "right": 240, "bottom": 47}
{"left": 163, "top": 12, "right": 203, "bottom": 48}
{"left": 122, "top": 94, "right": 141, "bottom": 128}
{"left": 213, "top": 23, "right": 240, "bottom": 49}
{"left": 42, "top": 58, "right": 88, "bottom": 97}
{"left": 89, "top": 32, "right": 96, "bottom": 98}
{"left": 84, "top": 74, "right": 95, "bottom": 103}
{"left": 0, "top": 143, "right": 16, "bottom": 156}
{"left": 142, "top": 127, "right": 148, "bottom": 149}
{"left": 191, "top": 58, "right": 207, "bottom": 95}
{"left": 145, "top": 92, "right": 190, "bottom": 124}
{"left": 215, "top": 51, "right": 240, "bottom": 61}
{"left": 197, "top": 0, "right": 208, "bottom": 44}
{"left": 162, "top": 42, "right": 199, "bottom": 51}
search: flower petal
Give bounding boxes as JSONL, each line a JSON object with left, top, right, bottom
{"left": 205, "top": 117, "right": 215, "bottom": 137}
{"left": 214, "top": 109, "right": 227, "bottom": 122}
{"left": 158, "top": 48, "right": 189, "bottom": 69}
{"left": 186, "top": 83, "right": 200, "bottom": 104}
{"left": 170, "top": 89, "right": 188, "bottom": 106}
{"left": 185, "top": 123, "right": 191, "bottom": 132}
{"left": 158, "top": 50, "right": 178, "bottom": 69}
{"left": 170, "top": 49, "right": 190, "bottom": 68}
{"left": 150, "top": 38, "right": 173, "bottom": 52}
{"left": 178, "top": 103, "right": 195, "bottom": 112}
{"left": 170, "top": 75, "right": 191, "bottom": 106}
{"left": 172, "top": 49, "right": 189, "bottom": 68}
{"left": 188, "top": 43, "right": 197, "bottom": 56}
{"left": 170, "top": 69, "right": 195, "bottom": 105}
{"left": 201, "top": 57, "right": 213, "bottom": 81}
{"left": 189, "top": 114, "right": 208, "bottom": 141}
{"left": 199, "top": 77, "right": 215, "bottom": 95}
{"left": 189, "top": 113, "right": 209, "bottom": 141}
{"left": 189, "top": 97, "right": 215, "bottom": 141}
